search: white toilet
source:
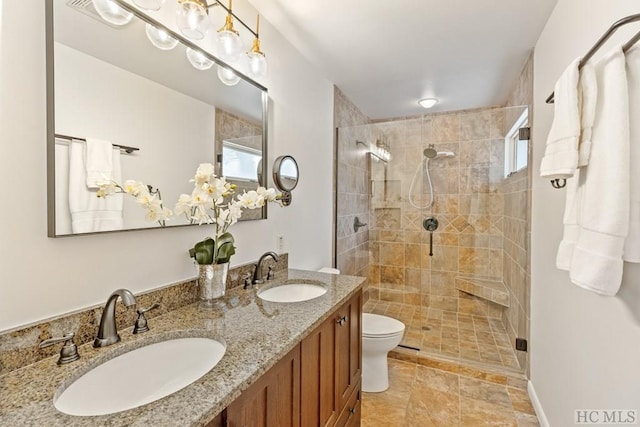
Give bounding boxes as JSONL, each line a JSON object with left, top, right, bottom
{"left": 362, "top": 313, "right": 405, "bottom": 393}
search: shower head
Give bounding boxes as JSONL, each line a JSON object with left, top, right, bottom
{"left": 423, "top": 147, "right": 438, "bottom": 159}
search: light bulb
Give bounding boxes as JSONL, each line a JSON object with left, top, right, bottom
{"left": 92, "top": 0, "right": 133, "bottom": 26}
{"left": 176, "top": 0, "right": 209, "bottom": 40}
{"left": 216, "top": 29, "right": 243, "bottom": 62}
{"left": 217, "top": 65, "right": 240, "bottom": 86}
{"left": 186, "top": 48, "right": 213, "bottom": 70}
{"left": 133, "top": 0, "right": 165, "bottom": 11}
{"left": 145, "top": 24, "right": 178, "bottom": 50}
{"left": 247, "top": 51, "right": 267, "bottom": 78}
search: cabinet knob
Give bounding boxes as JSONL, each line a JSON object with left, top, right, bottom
{"left": 336, "top": 315, "right": 348, "bottom": 326}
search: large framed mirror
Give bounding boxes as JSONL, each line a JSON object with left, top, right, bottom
{"left": 46, "top": 0, "right": 268, "bottom": 237}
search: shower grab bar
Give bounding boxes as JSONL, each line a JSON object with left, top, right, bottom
{"left": 546, "top": 13, "right": 640, "bottom": 104}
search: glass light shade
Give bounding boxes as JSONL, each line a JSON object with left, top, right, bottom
{"left": 216, "top": 30, "right": 243, "bottom": 62}
{"left": 247, "top": 51, "right": 267, "bottom": 78}
{"left": 132, "top": 0, "right": 165, "bottom": 11}
{"left": 217, "top": 65, "right": 240, "bottom": 86}
{"left": 145, "top": 24, "right": 178, "bottom": 50}
{"left": 176, "top": 1, "right": 209, "bottom": 40}
{"left": 92, "top": 0, "right": 133, "bottom": 26}
{"left": 186, "top": 48, "right": 213, "bottom": 70}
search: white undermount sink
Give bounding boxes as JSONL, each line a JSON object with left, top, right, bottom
{"left": 257, "top": 282, "right": 327, "bottom": 303}
{"left": 54, "top": 337, "right": 225, "bottom": 416}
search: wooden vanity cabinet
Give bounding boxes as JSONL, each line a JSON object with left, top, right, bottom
{"left": 220, "top": 290, "right": 362, "bottom": 427}
{"left": 225, "top": 344, "right": 301, "bottom": 427}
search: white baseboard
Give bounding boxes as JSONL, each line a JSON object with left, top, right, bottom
{"left": 528, "top": 380, "right": 550, "bottom": 427}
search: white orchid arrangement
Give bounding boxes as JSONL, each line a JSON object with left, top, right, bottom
{"left": 97, "top": 180, "right": 172, "bottom": 226}
{"left": 97, "top": 162, "right": 280, "bottom": 265}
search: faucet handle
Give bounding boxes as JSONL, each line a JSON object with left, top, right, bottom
{"left": 267, "top": 266, "right": 275, "bottom": 280}
{"left": 133, "top": 303, "right": 160, "bottom": 334}
{"left": 39, "top": 332, "right": 80, "bottom": 365}
{"left": 242, "top": 273, "right": 253, "bottom": 289}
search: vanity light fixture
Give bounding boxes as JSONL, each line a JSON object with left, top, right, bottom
{"left": 93, "top": 0, "right": 134, "bottom": 26}
{"left": 418, "top": 98, "right": 438, "bottom": 109}
{"left": 176, "top": 0, "right": 210, "bottom": 40}
{"left": 217, "top": 65, "right": 241, "bottom": 86}
{"left": 133, "top": 0, "right": 166, "bottom": 11}
{"left": 186, "top": 47, "right": 214, "bottom": 70}
{"left": 215, "top": 0, "right": 244, "bottom": 62}
{"left": 145, "top": 24, "right": 179, "bottom": 50}
{"left": 246, "top": 15, "right": 267, "bottom": 78}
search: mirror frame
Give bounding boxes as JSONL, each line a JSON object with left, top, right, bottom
{"left": 45, "top": 0, "right": 269, "bottom": 237}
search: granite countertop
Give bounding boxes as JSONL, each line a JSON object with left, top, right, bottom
{"left": 0, "top": 269, "right": 364, "bottom": 426}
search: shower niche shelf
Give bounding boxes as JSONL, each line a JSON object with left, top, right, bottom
{"left": 455, "top": 276, "right": 510, "bottom": 308}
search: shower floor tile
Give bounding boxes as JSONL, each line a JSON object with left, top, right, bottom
{"left": 364, "top": 299, "right": 521, "bottom": 371}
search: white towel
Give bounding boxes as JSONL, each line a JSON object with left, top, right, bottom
{"left": 555, "top": 65, "right": 597, "bottom": 270}
{"left": 569, "top": 46, "right": 630, "bottom": 295}
{"left": 85, "top": 138, "right": 114, "bottom": 189}
{"left": 69, "top": 142, "right": 124, "bottom": 233}
{"left": 624, "top": 46, "right": 640, "bottom": 262}
{"left": 577, "top": 63, "right": 597, "bottom": 167}
{"left": 540, "top": 58, "right": 581, "bottom": 179}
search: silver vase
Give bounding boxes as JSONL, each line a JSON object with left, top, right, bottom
{"left": 197, "top": 263, "right": 229, "bottom": 306}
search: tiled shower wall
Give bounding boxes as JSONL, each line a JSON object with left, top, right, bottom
{"left": 365, "top": 109, "right": 515, "bottom": 319}
{"left": 503, "top": 53, "right": 533, "bottom": 372}
{"left": 334, "top": 87, "right": 373, "bottom": 299}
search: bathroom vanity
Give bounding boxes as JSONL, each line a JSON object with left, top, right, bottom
{"left": 0, "top": 269, "right": 364, "bottom": 426}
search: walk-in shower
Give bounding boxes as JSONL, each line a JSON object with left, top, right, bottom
{"left": 335, "top": 105, "right": 531, "bottom": 373}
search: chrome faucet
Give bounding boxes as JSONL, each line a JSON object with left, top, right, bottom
{"left": 252, "top": 251, "right": 279, "bottom": 285}
{"left": 94, "top": 289, "right": 136, "bottom": 348}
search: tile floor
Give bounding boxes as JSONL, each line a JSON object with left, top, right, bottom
{"left": 364, "top": 300, "right": 521, "bottom": 371}
{"left": 361, "top": 359, "right": 540, "bottom": 427}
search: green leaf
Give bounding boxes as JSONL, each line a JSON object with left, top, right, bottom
{"left": 190, "top": 237, "right": 214, "bottom": 265}
{"left": 216, "top": 241, "right": 236, "bottom": 264}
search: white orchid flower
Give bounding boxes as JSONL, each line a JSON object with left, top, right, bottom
{"left": 237, "top": 190, "right": 260, "bottom": 209}
{"left": 257, "top": 186, "right": 278, "bottom": 202}
{"left": 194, "top": 163, "right": 216, "bottom": 186}
{"left": 123, "top": 180, "right": 146, "bottom": 197}
{"left": 174, "top": 194, "right": 192, "bottom": 216}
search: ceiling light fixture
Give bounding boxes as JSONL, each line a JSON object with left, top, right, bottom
{"left": 93, "top": 0, "right": 134, "bottom": 26}
{"left": 217, "top": 65, "right": 240, "bottom": 86}
{"left": 145, "top": 24, "right": 179, "bottom": 50}
{"left": 186, "top": 47, "right": 214, "bottom": 70}
{"left": 176, "top": 0, "right": 210, "bottom": 40}
{"left": 246, "top": 15, "right": 267, "bottom": 78}
{"left": 215, "top": 0, "right": 243, "bottom": 62}
{"left": 418, "top": 98, "right": 438, "bottom": 109}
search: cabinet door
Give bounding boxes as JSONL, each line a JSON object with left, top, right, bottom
{"left": 226, "top": 345, "right": 301, "bottom": 427}
{"left": 335, "top": 291, "right": 362, "bottom": 411}
{"left": 301, "top": 313, "right": 338, "bottom": 427}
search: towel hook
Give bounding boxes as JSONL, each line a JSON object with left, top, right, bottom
{"left": 551, "top": 178, "right": 567, "bottom": 189}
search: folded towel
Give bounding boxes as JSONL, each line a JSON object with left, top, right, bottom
{"left": 624, "top": 45, "right": 640, "bottom": 262}
{"left": 540, "top": 58, "right": 581, "bottom": 179}
{"left": 577, "top": 63, "right": 597, "bottom": 167}
{"left": 570, "top": 46, "right": 630, "bottom": 295}
{"left": 69, "top": 142, "right": 123, "bottom": 233}
{"left": 85, "top": 138, "right": 114, "bottom": 189}
{"left": 556, "top": 167, "right": 584, "bottom": 271}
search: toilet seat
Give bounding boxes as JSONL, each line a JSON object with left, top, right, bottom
{"left": 362, "top": 313, "right": 405, "bottom": 338}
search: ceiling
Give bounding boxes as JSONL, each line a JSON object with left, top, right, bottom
{"left": 249, "top": 0, "right": 558, "bottom": 119}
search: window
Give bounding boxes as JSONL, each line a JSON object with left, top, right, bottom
{"left": 504, "top": 108, "right": 529, "bottom": 177}
{"left": 222, "top": 140, "right": 262, "bottom": 182}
